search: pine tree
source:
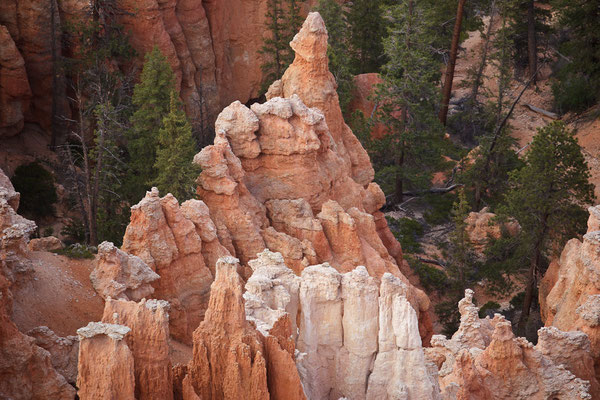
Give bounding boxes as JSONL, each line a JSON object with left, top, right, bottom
{"left": 501, "top": 121, "right": 594, "bottom": 333}
{"left": 153, "top": 91, "right": 201, "bottom": 202}
{"left": 127, "top": 47, "right": 177, "bottom": 201}
{"left": 259, "top": 0, "right": 306, "bottom": 91}
{"left": 315, "top": 0, "right": 355, "bottom": 115}
{"left": 346, "top": 0, "right": 388, "bottom": 74}
{"left": 551, "top": 0, "right": 600, "bottom": 113}
{"left": 373, "top": 0, "right": 444, "bottom": 202}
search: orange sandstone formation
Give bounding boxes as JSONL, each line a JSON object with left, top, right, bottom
{"left": 187, "top": 256, "right": 271, "bottom": 400}
{"left": 122, "top": 188, "right": 229, "bottom": 343}
{"left": 0, "top": 167, "right": 75, "bottom": 399}
{"left": 194, "top": 12, "right": 432, "bottom": 340}
{"left": 464, "top": 207, "right": 520, "bottom": 253}
{"left": 540, "top": 204, "right": 600, "bottom": 392}
{"left": 428, "top": 289, "right": 593, "bottom": 399}
{"left": 102, "top": 298, "right": 173, "bottom": 400}
{"left": 0, "top": 25, "right": 31, "bottom": 137}
{"left": 76, "top": 322, "right": 136, "bottom": 400}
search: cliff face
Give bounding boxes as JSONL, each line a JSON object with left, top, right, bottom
{"left": 0, "top": 0, "right": 273, "bottom": 140}
{"left": 0, "top": 167, "right": 75, "bottom": 400}
{"left": 540, "top": 205, "right": 600, "bottom": 392}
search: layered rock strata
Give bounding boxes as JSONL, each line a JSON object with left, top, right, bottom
{"left": 540, "top": 204, "right": 600, "bottom": 392}
{"left": 193, "top": 12, "right": 432, "bottom": 341}
{"left": 0, "top": 167, "right": 75, "bottom": 399}
{"left": 245, "top": 249, "right": 440, "bottom": 400}
{"left": 428, "top": 289, "right": 593, "bottom": 399}
{"left": 186, "top": 256, "right": 272, "bottom": 399}
{"left": 122, "top": 188, "right": 229, "bottom": 343}
{"left": 101, "top": 298, "right": 173, "bottom": 400}
{"left": 91, "top": 241, "right": 159, "bottom": 301}
{"left": 76, "top": 322, "right": 136, "bottom": 400}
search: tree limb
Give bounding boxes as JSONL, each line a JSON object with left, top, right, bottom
{"left": 402, "top": 183, "right": 464, "bottom": 196}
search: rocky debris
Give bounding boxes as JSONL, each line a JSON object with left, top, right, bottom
{"left": 27, "top": 236, "right": 64, "bottom": 252}
{"left": 90, "top": 241, "right": 159, "bottom": 302}
{"left": 186, "top": 256, "right": 271, "bottom": 399}
{"left": 27, "top": 326, "right": 79, "bottom": 385}
{"left": 540, "top": 204, "right": 600, "bottom": 393}
{"left": 0, "top": 167, "right": 19, "bottom": 210}
{"left": 102, "top": 298, "right": 173, "bottom": 400}
{"left": 0, "top": 25, "right": 31, "bottom": 137}
{"left": 464, "top": 207, "right": 520, "bottom": 253}
{"left": 1, "top": 167, "right": 35, "bottom": 287}
{"left": 76, "top": 322, "right": 136, "bottom": 400}
{"left": 428, "top": 290, "right": 593, "bottom": 399}
{"left": 0, "top": 168, "right": 74, "bottom": 400}
{"left": 122, "top": 188, "right": 227, "bottom": 343}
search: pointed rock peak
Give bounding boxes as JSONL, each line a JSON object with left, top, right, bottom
{"left": 203, "top": 256, "right": 247, "bottom": 331}
{"left": 290, "top": 12, "right": 329, "bottom": 63}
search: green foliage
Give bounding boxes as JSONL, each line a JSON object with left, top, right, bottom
{"left": 315, "top": 0, "right": 355, "bottom": 115}
{"left": 259, "top": 0, "right": 306, "bottom": 91}
{"left": 346, "top": 0, "right": 389, "bottom": 73}
{"left": 499, "top": 0, "right": 552, "bottom": 71}
{"left": 478, "top": 301, "right": 501, "bottom": 318}
{"left": 551, "top": 0, "right": 600, "bottom": 112}
{"left": 127, "top": 47, "right": 177, "bottom": 201}
{"left": 406, "top": 256, "right": 448, "bottom": 292}
{"left": 435, "top": 301, "right": 462, "bottom": 336}
{"left": 423, "top": 193, "right": 458, "bottom": 225}
{"left": 11, "top": 162, "right": 57, "bottom": 219}
{"left": 480, "top": 226, "right": 527, "bottom": 295}
{"left": 53, "top": 243, "right": 97, "bottom": 260}
{"left": 60, "top": 219, "right": 87, "bottom": 244}
{"left": 153, "top": 92, "right": 201, "bottom": 201}
{"left": 509, "top": 291, "right": 525, "bottom": 309}
{"left": 372, "top": 0, "right": 445, "bottom": 200}
{"left": 387, "top": 216, "right": 424, "bottom": 253}
{"left": 551, "top": 74, "right": 598, "bottom": 114}
{"left": 501, "top": 121, "right": 594, "bottom": 258}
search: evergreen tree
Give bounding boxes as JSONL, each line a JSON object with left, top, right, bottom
{"left": 153, "top": 91, "right": 201, "bottom": 201}
{"left": 373, "top": 0, "right": 445, "bottom": 202}
{"left": 346, "top": 0, "right": 388, "bottom": 73}
{"left": 501, "top": 121, "right": 594, "bottom": 333}
{"left": 127, "top": 47, "right": 177, "bottom": 201}
{"left": 551, "top": 0, "right": 600, "bottom": 113}
{"left": 436, "top": 189, "right": 481, "bottom": 334}
{"left": 315, "top": 0, "right": 355, "bottom": 115}
{"left": 259, "top": 0, "right": 306, "bottom": 91}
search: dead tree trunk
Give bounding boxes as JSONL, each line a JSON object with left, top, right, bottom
{"left": 439, "top": 0, "right": 467, "bottom": 126}
{"left": 527, "top": 0, "right": 537, "bottom": 84}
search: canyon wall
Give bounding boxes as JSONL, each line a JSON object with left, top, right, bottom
{"left": 0, "top": 0, "right": 275, "bottom": 139}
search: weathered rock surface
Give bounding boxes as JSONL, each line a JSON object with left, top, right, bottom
{"left": 0, "top": 0, "right": 60, "bottom": 133}
{"left": 540, "top": 204, "right": 600, "bottom": 395}
{"left": 245, "top": 250, "right": 438, "bottom": 400}
{"left": 27, "top": 326, "right": 79, "bottom": 385}
{"left": 76, "top": 322, "right": 136, "bottom": 400}
{"left": 102, "top": 298, "right": 173, "bottom": 400}
{"left": 465, "top": 207, "right": 520, "bottom": 253}
{"left": 0, "top": 25, "right": 31, "bottom": 137}
{"left": 27, "top": 236, "right": 63, "bottom": 252}
{"left": 0, "top": 167, "right": 75, "bottom": 400}
{"left": 194, "top": 12, "right": 432, "bottom": 340}
{"left": 90, "top": 241, "right": 159, "bottom": 301}
{"left": 428, "top": 290, "right": 593, "bottom": 399}
{"left": 187, "top": 256, "right": 271, "bottom": 399}
{"left": 122, "top": 188, "right": 229, "bottom": 343}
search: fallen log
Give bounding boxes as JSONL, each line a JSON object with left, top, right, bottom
{"left": 524, "top": 103, "right": 559, "bottom": 119}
